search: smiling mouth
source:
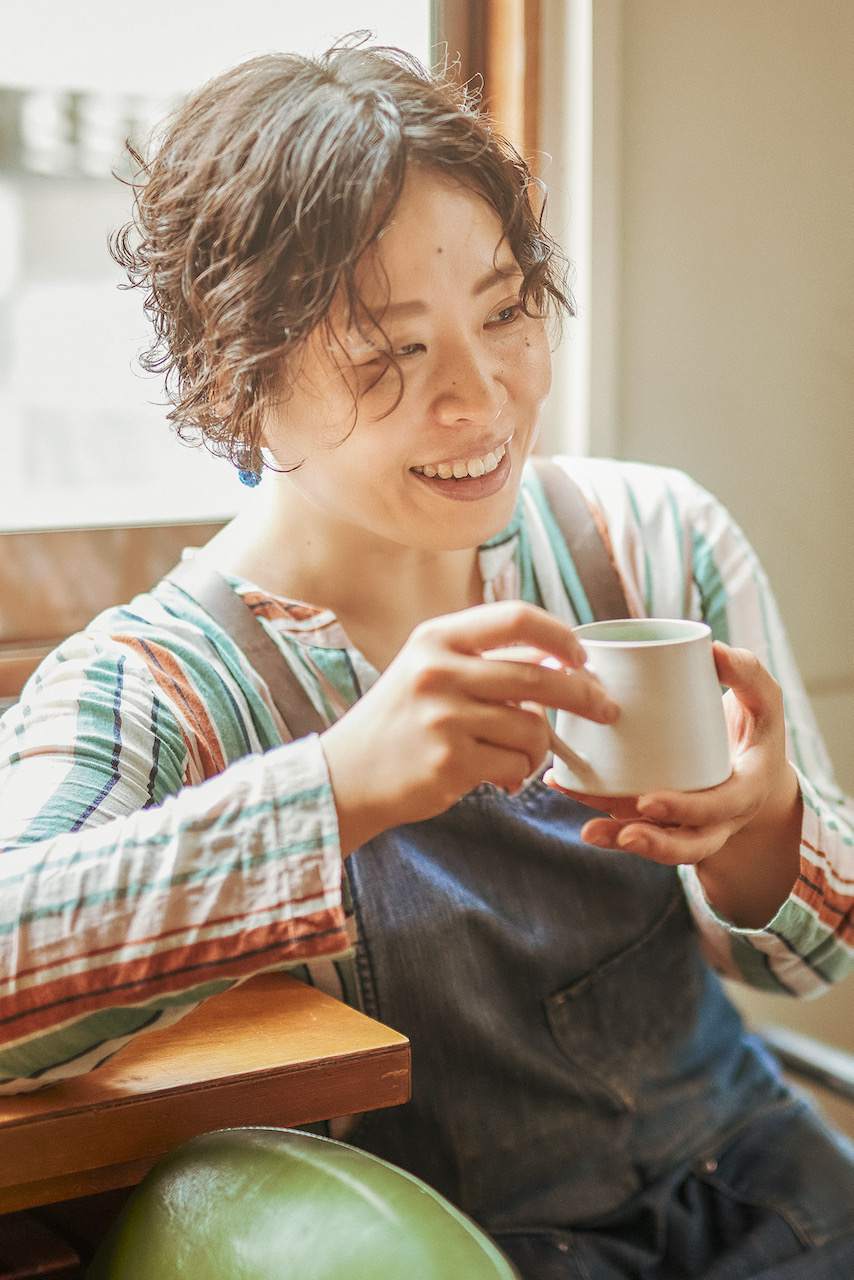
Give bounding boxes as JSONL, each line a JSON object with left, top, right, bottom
{"left": 411, "top": 442, "right": 507, "bottom": 480}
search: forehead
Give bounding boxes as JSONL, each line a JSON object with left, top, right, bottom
{"left": 355, "top": 169, "right": 519, "bottom": 308}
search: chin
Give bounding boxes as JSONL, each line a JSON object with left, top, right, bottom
{"left": 445, "top": 496, "right": 521, "bottom": 551}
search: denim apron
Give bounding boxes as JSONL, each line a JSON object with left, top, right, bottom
{"left": 344, "top": 779, "right": 854, "bottom": 1275}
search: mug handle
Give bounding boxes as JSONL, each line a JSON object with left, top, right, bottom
{"left": 546, "top": 726, "right": 602, "bottom": 793}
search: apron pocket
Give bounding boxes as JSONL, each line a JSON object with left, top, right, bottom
{"left": 546, "top": 889, "right": 700, "bottom": 1111}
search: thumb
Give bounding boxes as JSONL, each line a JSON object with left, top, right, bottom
{"left": 713, "top": 641, "right": 776, "bottom": 721}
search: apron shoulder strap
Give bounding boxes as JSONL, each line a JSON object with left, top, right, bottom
{"left": 167, "top": 557, "right": 326, "bottom": 741}
{"left": 529, "top": 456, "right": 630, "bottom": 622}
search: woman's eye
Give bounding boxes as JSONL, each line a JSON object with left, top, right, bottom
{"left": 488, "top": 304, "right": 521, "bottom": 326}
{"left": 354, "top": 342, "right": 423, "bottom": 368}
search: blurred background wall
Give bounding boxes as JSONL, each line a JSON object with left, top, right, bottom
{"left": 616, "top": 1, "right": 854, "bottom": 803}
{"left": 540, "top": 0, "right": 853, "bottom": 792}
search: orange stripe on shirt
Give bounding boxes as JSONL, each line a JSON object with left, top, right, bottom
{"left": 243, "top": 593, "right": 326, "bottom": 624}
{"left": 9, "top": 881, "right": 342, "bottom": 984}
{"left": 112, "top": 637, "right": 226, "bottom": 779}
{"left": 241, "top": 593, "right": 351, "bottom": 648}
{"left": 802, "top": 838, "right": 854, "bottom": 886}
{"left": 0, "top": 909, "right": 349, "bottom": 1045}
{"left": 794, "top": 867, "right": 854, "bottom": 944}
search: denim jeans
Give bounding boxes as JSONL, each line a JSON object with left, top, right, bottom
{"left": 345, "top": 781, "right": 854, "bottom": 1275}
{"left": 493, "top": 1098, "right": 854, "bottom": 1278}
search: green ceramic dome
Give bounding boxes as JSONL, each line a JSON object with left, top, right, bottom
{"left": 87, "top": 1127, "right": 520, "bottom": 1279}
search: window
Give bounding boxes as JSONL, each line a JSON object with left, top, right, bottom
{"left": 0, "top": 1, "right": 430, "bottom": 531}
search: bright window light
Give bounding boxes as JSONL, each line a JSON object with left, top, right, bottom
{"left": 0, "top": 2, "right": 431, "bottom": 530}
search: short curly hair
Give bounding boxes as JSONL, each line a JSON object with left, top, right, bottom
{"left": 112, "top": 36, "right": 573, "bottom": 471}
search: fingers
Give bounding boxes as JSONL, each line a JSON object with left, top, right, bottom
{"left": 418, "top": 601, "right": 589, "bottom": 670}
{"left": 410, "top": 604, "right": 619, "bottom": 727}
{"left": 482, "top": 644, "right": 555, "bottom": 665}
{"left": 543, "top": 770, "right": 750, "bottom": 867}
{"left": 573, "top": 767, "right": 753, "bottom": 864}
{"left": 579, "top": 815, "right": 739, "bottom": 866}
{"left": 469, "top": 740, "right": 542, "bottom": 794}
{"left": 469, "top": 656, "right": 619, "bottom": 725}
{"left": 467, "top": 702, "right": 553, "bottom": 779}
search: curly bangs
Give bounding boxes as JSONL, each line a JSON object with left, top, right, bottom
{"left": 111, "top": 37, "right": 572, "bottom": 466}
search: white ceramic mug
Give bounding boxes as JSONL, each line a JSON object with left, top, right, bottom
{"left": 551, "top": 618, "right": 732, "bottom": 796}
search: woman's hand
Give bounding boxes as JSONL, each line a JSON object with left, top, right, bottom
{"left": 545, "top": 642, "right": 802, "bottom": 927}
{"left": 320, "top": 602, "right": 618, "bottom": 856}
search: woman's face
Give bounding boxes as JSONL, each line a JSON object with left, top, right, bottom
{"left": 262, "top": 167, "right": 552, "bottom": 553}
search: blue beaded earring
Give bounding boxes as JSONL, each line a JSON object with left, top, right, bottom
{"left": 237, "top": 446, "right": 262, "bottom": 487}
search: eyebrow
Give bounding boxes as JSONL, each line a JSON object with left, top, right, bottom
{"left": 368, "top": 261, "right": 523, "bottom": 323}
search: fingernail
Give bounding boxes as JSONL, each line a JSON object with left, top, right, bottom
{"left": 638, "top": 800, "right": 667, "bottom": 821}
{"left": 603, "top": 700, "right": 620, "bottom": 723}
{"left": 619, "top": 831, "right": 650, "bottom": 855}
{"left": 566, "top": 645, "right": 587, "bottom": 670}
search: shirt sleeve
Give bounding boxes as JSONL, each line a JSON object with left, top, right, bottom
{"left": 571, "top": 458, "right": 854, "bottom": 997}
{"left": 0, "top": 629, "right": 348, "bottom": 1092}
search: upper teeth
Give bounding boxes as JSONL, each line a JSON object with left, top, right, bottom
{"left": 413, "top": 443, "right": 506, "bottom": 480}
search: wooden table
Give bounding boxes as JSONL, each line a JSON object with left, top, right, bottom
{"left": 0, "top": 973, "right": 410, "bottom": 1214}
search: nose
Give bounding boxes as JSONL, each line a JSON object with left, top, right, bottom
{"left": 431, "top": 338, "right": 507, "bottom": 427}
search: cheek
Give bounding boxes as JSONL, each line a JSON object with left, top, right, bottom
{"left": 519, "top": 327, "right": 552, "bottom": 401}
{"left": 261, "top": 350, "right": 364, "bottom": 465}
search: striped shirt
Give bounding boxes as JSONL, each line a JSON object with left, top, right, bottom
{"left": 0, "top": 456, "right": 851, "bottom": 1092}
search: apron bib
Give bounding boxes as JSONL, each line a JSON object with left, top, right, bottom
{"left": 345, "top": 777, "right": 783, "bottom": 1231}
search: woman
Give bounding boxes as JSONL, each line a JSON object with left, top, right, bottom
{"left": 1, "top": 39, "right": 853, "bottom": 1277}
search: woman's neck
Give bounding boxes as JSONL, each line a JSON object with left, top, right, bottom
{"left": 199, "top": 483, "right": 484, "bottom": 671}
{"left": 329, "top": 549, "right": 483, "bottom": 671}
